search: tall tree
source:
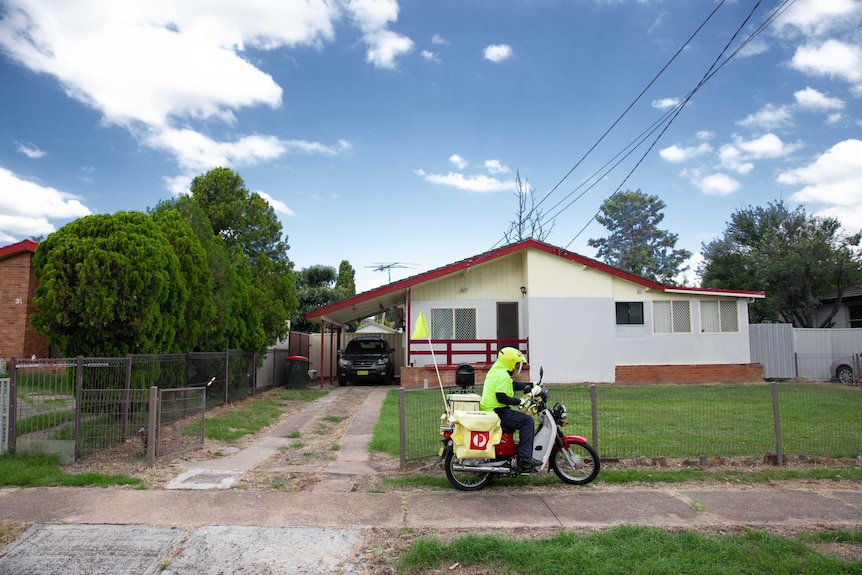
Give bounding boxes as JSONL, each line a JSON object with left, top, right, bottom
{"left": 588, "top": 190, "right": 691, "bottom": 284}
{"left": 190, "top": 167, "right": 297, "bottom": 348}
{"left": 700, "top": 201, "right": 862, "bottom": 326}
{"left": 31, "top": 212, "right": 191, "bottom": 356}
{"left": 290, "top": 265, "right": 338, "bottom": 333}
{"left": 334, "top": 260, "right": 357, "bottom": 300}
{"left": 503, "top": 170, "right": 553, "bottom": 243}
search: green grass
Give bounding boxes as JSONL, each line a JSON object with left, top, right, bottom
{"left": 0, "top": 453, "right": 144, "bottom": 488}
{"left": 397, "top": 525, "right": 862, "bottom": 574}
{"left": 201, "top": 389, "right": 327, "bottom": 442}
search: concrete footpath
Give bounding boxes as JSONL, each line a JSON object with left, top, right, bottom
{"left": 1, "top": 386, "right": 860, "bottom": 574}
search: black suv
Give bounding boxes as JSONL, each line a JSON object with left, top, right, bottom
{"left": 337, "top": 337, "right": 395, "bottom": 386}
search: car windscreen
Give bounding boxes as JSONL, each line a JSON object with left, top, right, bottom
{"left": 344, "top": 340, "right": 386, "bottom": 354}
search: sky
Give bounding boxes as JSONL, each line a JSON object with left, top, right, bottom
{"left": 1, "top": 0, "right": 861, "bottom": 294}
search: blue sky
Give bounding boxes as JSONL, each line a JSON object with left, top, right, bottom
{"left": 1, "top": 0, "right": 861, "bottom": 293}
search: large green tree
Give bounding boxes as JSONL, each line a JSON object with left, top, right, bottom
{"left": 588, "top": 190, "right": 691, "bottom": 284}
{"left": 700, "top": 201, "right": 862, "bottom": 326}
{"left": 190, "top": 167, "right": 297, "bottom": 348}
{"left": 31, "top": 212, "right": 193, "bottom": 356}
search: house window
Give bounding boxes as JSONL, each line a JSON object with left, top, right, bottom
{"left": 616, "top": 302, "right": 644, "bottom": 325}
{"left": 653, "top": 300, "right": 691, "bottom": 334}
{"left": 701, "top": 300, "right": 739, "bottom": 333}
{"left": 430, "top": 308, "right": 477, "bottom": 339}
{"left": 849, "top": 305, "right": 862, "bottom": 328}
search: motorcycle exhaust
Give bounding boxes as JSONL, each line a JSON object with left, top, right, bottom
{"left": 450, "top": 462, "right": 513, "bottom": 474}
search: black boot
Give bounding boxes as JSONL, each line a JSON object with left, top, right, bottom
{"left": 519, "top": 456, "right": 543, "bottom": 471}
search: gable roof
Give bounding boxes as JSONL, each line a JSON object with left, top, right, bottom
{"left": 304, "top": 238, "right": 765, "bottom": 327}
{"left": 0, "top": 239, "right": 38, "bottom": 261}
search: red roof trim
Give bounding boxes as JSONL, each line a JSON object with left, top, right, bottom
{"left": 304, "top": 238, "right": 765, "bottom": 319}
{"left": 0, "top": 239, "right": 38, "bottom": 260}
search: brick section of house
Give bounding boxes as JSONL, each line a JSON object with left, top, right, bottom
{"left": 400, "top": 364, "right": 529, "bottom": 389}
{"left": 0, "top": 240, "right": 49, "bottom": 365}
{"left": 615, "top": 363, "right": 764, "bottom": 384}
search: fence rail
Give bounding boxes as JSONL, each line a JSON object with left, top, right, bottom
{"left": 399, "top": 381, "right": 862, "bottom": 468}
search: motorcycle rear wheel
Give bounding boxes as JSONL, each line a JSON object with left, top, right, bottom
{"left": 444, "top": 450, "right": 493, "bottom": 491}
{"left": 550, "top": 441, "right": 600, "bottom": 485}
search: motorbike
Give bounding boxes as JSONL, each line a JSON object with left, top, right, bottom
{"left": 438, "top": 367, "right": 600, "bottom": 491}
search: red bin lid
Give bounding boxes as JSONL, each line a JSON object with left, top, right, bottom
{"left": 285, "top": 355, "right": 308, "bottom": 361}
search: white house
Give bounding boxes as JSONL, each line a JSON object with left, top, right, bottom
{"left": 305, "top": 239, "right": 765, "bottom": 385}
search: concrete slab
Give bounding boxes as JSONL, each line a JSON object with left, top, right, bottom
{"left": 166, "top": 469, "right": 242, "bottom": 490}
{"left": 405, "top": 492, "right": 565, "bottom": 528}
{"left": 540, "top": 490, "right": 704, "bottom": 528}
{"left": 685, "top": 488, "right": 862, "bottom": 526}
{"left": 0, "top": 524, "right": 184, "bottom": 575}
{"left": 161, "top": 525, "right": 361, "bottom": 575}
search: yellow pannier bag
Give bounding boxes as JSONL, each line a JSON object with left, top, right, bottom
{"left": 450, "top": 410, "right": 502, "bottom": 459}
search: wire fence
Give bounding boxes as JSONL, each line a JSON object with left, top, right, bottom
{"left": 4, "top": 349, "right": 296, "bottom": 465}
{"left": 399, "top": 381, "right": 862, "bottom": 467}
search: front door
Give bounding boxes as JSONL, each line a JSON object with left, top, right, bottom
{"left": 496, "top": 302, "right": 519, "bottom": 343}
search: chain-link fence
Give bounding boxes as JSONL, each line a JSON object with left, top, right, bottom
{"left": 4, "top": 349, "right": 297, "bottom": 465}
{"left": 399, "top": 381, "right": 862, "bottom": 468}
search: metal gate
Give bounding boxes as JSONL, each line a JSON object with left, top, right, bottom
{"left": 0, "top": 377, "right": 9, "bottom": 453}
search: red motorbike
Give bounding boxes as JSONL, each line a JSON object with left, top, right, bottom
{"left": 438, "top": 367, "right": 600, "bottom": 491}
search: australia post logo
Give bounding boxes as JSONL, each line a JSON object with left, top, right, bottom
{"left": 469, "top": 430, "right": 490, "bottom": 450}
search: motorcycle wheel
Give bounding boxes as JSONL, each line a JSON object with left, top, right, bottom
{"left": 550, "top": 441, "right": 600, "bottom": 485}
{"left": 444, "top": 450, "right": 493, "bottom": 491}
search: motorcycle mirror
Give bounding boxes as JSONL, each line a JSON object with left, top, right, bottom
{"left": 539, "top": 366, "right": 544, "bottom": 382}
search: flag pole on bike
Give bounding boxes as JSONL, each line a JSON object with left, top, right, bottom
{"left": 411, "top": 312, "right": 448, "bottom": 416}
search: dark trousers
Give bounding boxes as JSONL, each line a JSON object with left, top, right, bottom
{"left": 496, "top": 407, "right": 535, "bottom": 460}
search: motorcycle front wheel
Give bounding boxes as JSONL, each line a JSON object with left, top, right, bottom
{"left": 444, "top": 450, "right": 493, "bottom": 491}
{"left": 550, "top": 441, "right": 600, "bottom": 485}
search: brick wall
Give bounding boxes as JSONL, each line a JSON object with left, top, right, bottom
{"left": 401, "top": 362, "right": 764, "bottom": 387}
{"left": 615, "top": 363, "right": 764, "bottom": 384}
{"left": 0, "top": 250, "right": 49, "bottom": 365}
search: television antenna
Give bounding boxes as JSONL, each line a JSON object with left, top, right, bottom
{"left": 366, "top": 262, "right": 417, "bottom": 283}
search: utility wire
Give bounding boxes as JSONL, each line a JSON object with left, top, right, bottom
{"left": 488, "top": 0, "right": 728, "bottom": 252}
{"left": 560, "top": 0, "right": 797, "bottom": 250}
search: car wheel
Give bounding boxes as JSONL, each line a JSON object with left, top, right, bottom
{"left": 835, "top": 365, "right": 855, "bottom": 384}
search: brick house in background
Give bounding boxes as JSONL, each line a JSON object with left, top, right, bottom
{"left": 0, "top": 239, "right": 49, "bottom": 367}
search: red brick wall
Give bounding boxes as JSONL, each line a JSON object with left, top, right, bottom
{"left": 615, "top": 363, "right": 764, "bottom": 384}
{"left": 0, "top": 251, "right": 49, "bottom": 365}
{"left": 401, "top": 362, "right": 764, "bottom": 387}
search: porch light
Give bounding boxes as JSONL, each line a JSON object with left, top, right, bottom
{"left": 520, "top": 286, "right": 527, "bottom": 297}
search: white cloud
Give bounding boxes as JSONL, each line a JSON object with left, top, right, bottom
{"left": 449, "top": 154, "right": 468, "bottom": 169}
{"left": 17, "top": 142, "right": 46, "bottom": 158}
{"left": 696, "top": 130, "right": 714, "bottom": 141}
{"left": 659, "top": 142, "right": 712, "bottom": 163}
{"left": 484, "top": 159, "right": 510, "bottom": 175}
{"left": 780, "top": 139, "right": 862, "bottom": 212}
{"left": 827, "top": 112, "right": 844, "bottom": 124}
{"left": 483, "top": 44, "right": 513, "bottom": 63}
{"left": 694, "top": 173, "right": 741, "bottom": 196}
{"left": 346, "top": 0, "right": 414, "bottom": 69}
{"left": 719, "top": 133, "right": 802, "bottom": 174}
{"left": 255, "top": 190, "right": 295, "bottom": 216}
{"left": 431, "top": 34, "right": 448, "bottom": 45}
{"left": 0, "top": 166, "right": 92, "bottom": 236}
{"left": 421, "top": 50, "right": 440, "bottom": 62}
{"left": 652, "top": 97, "right": 679, "bottom": 110}
{"left": 737, "top": 38, "right": 769, "bottom": 58}
{"left": 794, "top": 86, "right": 845, "bottom": 111}
{"left": 737, "top": 104, "right": 794, "bottom": 130}
{"left": 791, "top": 40, "right": 862, "bottom": 88}
{"left": 415, "top": 169, "right": 513, "bottom": 192}
{"left": 774, "top": 0, "right": 862, "bottom": 37}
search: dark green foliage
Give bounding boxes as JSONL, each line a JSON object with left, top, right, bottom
{"left": 31, "top": 212, "right": 189, "bottom": 356}
{"left": 588, "top": 190, "right": 692, "bottom": 285}
{"left": 191, "top": 168, "right": 297, "bottom": 348}
{"left": 290, "top": 261, "right": 357, "bottom": 333}
{"left": 699, "top": 201, "right": 862, "bottom": 326}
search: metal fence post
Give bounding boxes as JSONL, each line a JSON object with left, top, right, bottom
{"left": 121, "top": 355, "right": 132, "bottom": 442}
{"left": 770, "top": 380, "right": 784, "bottom": 466}
{"left": 8, "top": 357, "right": 17, "bottom": 454}
{"left": 74, "top": 356, "right": 83, "bottom": 463}
{"left": 224, "top": 350, "right": 230, "bottom": 404}
{"left": 147, "top": 386, "right": 158, "bottom": 467}
{"left": 590, "top": 384, "right": 598, "bottom": 451}
{"left": 399, "top": 387, "right": 406, "bottom": 471}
